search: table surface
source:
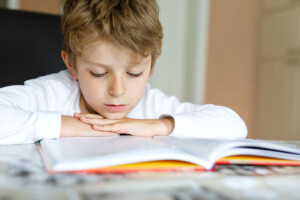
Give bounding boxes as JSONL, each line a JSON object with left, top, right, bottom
{"left": 1, "top": 142, "right": 300, "bottom": 200}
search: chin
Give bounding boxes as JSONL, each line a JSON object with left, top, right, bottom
{"left": 104, "top": 113, "right": 127, "bottom": 120}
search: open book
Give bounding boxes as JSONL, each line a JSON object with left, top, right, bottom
{"left": 39, "top": 136, "right": 300, "bottom": 173}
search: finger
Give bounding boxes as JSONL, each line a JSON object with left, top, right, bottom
{"left": 74, "top": 113, "right": 80, "bottom": 118}
{"left": 94, "top": 124, "right": 155, "bottom": 137}
{"left": 93, "top": 124, "right": 126, "bottom": 134}
{"left": 80, "top": 117, "right": 119, "bottom": 125}
{"left": 74, "top": 113, "right": 104, "bottom": 119}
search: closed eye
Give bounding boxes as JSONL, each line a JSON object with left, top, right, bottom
{"left": 89, "top": 71, "right": 107, "bottom": 78}
{"left": 127, "top": 72, "right": 143, "bottom": 77}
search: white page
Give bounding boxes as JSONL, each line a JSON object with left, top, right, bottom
{"left": 41, "top": 136, "right": 300, "bottom": 171}
{"left": 41, "top": 136, "right": 214, "bottom": 171}
{"left": 157, "top": 136, "right": 300, "bottom": 163}
{"left": 220, "top": 148, "right": 300, "bottom": 161}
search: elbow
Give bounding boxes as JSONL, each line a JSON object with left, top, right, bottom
{"left": 236, "top": 119, "right": 248, "bottom": 139}
{"left": 222, "top": 106, "right": 248, "bottom": 139}
{"left": 230, "top": 114, "right": 248, "bottom": 139}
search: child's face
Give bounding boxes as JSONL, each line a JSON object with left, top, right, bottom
{"left": 67, "top": 40, "right": 152, "bottom": 120}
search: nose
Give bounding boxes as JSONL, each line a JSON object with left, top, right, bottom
{"left": 108, "top": 75, "right": 125, "bottom": 97}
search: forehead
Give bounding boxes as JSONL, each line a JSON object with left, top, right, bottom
{"left": 80, "top": 39, "right": 150, "bottom": 65}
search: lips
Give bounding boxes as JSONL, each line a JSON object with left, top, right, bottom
{"left": 104, "top": 104, "right": 127, "bottom": 112}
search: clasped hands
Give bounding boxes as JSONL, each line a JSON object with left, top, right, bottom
{"left": 73, "top": 113, "right": 174, "bottom": 137}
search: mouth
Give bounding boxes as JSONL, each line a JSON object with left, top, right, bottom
{"left": 104, "top": 104, "right": 127, "bottom": 112}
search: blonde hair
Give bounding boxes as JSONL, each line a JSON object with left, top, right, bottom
{"left": 61, "top": 0, "right": 163, "bottom": 72}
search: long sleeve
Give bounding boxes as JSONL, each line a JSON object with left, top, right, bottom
{"left": 131, "top": 85, "right": 247, "bottom": 139}
{"left": 168, "top": 103, "right": 247, "bottom": 139}
{"left": 0, "top": 104, "right": 61, "bottom": 144}
{"left": 0, "top": 71, "right": 78, "bottom": 145}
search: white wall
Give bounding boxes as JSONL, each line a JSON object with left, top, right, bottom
{"left": 149, "top": 0, "right": 188, "bottom": 102}
{"left": 7, "top": 0, "right": 19, "bottom": 9}
{"left": 150, "top": 0, "right": 210, "bottom": 104}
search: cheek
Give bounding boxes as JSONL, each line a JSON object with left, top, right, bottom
{"left": 79, "top": 77, "right": 104, "bottom": 100}
{"left": 128, "top": 78, "right": 148, "bottom": 100}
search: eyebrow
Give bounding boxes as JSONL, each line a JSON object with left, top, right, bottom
{"left": 84, "top": 60, "right": 111, "bottom": 68}
{"left": 84, "top": 60, "right": 148, "bottom": 69}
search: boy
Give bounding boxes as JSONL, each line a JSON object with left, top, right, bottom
{"left": 0, "top": 0, "right": 247, "bottom": 145}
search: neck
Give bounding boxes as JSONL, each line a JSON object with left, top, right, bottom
{"left": 79, "top": 93, "right": 96, "bottom": 114}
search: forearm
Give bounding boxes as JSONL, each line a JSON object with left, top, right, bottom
{"left": 75, "top": 113, "right": 175, "bottom": 137}
{"left": 60, "top": 115, "right": 81, "bottom": 137}
{"left": 60, "top": 115, "right": 118, "bottom": 137}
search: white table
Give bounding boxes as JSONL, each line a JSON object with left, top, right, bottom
{"left": 1, "top": 143, "right": 300, "bottom": 200}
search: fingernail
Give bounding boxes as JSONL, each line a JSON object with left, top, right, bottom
{"left": 93, "top": 125, "right": 101, "bottom": 128}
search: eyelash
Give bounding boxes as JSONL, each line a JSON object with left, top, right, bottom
{"left": 89, "top": 72, "right": 107, "bottom": 78}
{"left": 127, "top": 72, "right": 143, "bottom": 77}
{"left": 89, "top": 72, "right": 143, "bottom": 78}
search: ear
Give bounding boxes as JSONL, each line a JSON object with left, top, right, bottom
{"left": 155, "top": 54, "right": 161, "bottom": 63}
{"left": 61, "top": 51, "right": 78, "bottom": 80}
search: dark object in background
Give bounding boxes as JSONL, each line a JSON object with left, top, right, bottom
{"left": 0, "top": 8, "right": 65, "bottom": 87}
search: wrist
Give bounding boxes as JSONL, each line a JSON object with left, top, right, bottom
{"left": 158, "top": 117, "right": 174, "bottom": 136}
{"left": 61, "top": 115, "right": 85, "bottom": 137}
{"left": 60, "top": 115, "right": 75, "bottom": 137}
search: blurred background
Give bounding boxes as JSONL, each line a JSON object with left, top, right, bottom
{"left": 1, "top": 0, "right": 300, "bottom": 140}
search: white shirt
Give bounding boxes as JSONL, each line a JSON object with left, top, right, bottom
{"left": 0, "top": 70, "right": 247, "bottom": 145}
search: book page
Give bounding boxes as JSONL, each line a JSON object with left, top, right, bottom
{"left": 156, "top": 136, "right": 241, "bottom": 162}
{"left": 157, "top": 137, "right": 300, "bottom": 163}
{"left": 41, "top": 136, "right": 300, "bottom": 172}
{"left": 41, "top": 136, "right": 213, "bottom": 171}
